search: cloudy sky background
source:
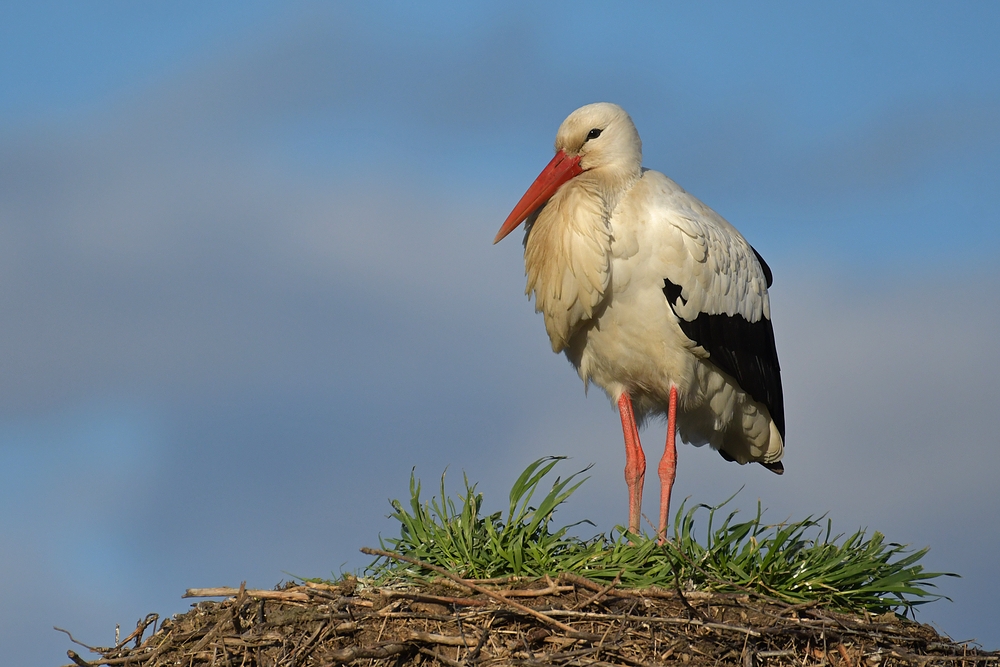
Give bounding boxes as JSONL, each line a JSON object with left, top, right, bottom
{"left": 2, "top": 3, "right": 999, "bottom": 664}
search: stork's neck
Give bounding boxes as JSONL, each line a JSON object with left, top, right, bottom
{"left": 523, "top": 166, "right": 639, "bottom": 353}
{"left": 591, "top": 161, "right": 642, "bottom": 215}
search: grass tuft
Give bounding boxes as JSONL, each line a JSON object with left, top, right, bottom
{"left": 367, "top": 457, "right": 955, "bottom": 617}
{"left": 374, "top": 457, "right": 594, "bottom": 580}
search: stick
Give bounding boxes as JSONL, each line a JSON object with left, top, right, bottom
{"left": 380, "top": 590, "right": 490, "bottom": 607}
{"left": 318, "top": 642, "right": 410, "bottom": 664}
{"left": 360, "top": 547, "right": 581, "bottom": 635}
{"left": 54, "top": 627, "right": 100, "bottom": 652}
{"left": 837, "top": 643, "right": 853, "bottom": 667}
{"left": 406, "top": 630, "right": 477, "bottom": 647}
{"left": 542, "top": 608, "right": 761, "bottom": 636}
{"left": 497, "top": 584, "right": 574, "bottom": 597}
{"left": 558, "top": 573, "right": 715, "bottom": 601}
{"left": 183, "top": 587, "right": 309, "bottom": 602}
{"left": 569, "top": 570, "right": 622, "bottom": 610}
{"left": 417, "top": 646, "right": 464, "bottom": 667}
{"left": 66, "top": 651, "right": 91, "bottom": 667}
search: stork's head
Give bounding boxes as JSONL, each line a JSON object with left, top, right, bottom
{"left": 555, "top": 102, "right": 643, "bottom": 175}
{"left": 494, "top": 103, "right": 642, "bottom": 244}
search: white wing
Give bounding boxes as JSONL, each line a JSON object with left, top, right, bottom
{"left": 637, "top": 172, "right": 771, "bottom": 324}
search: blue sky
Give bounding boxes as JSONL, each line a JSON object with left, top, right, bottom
{"left": 2, "top": 3, "right": 999, "bottom": 664}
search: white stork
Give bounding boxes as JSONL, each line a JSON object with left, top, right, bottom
{"left": 494, "top": 103, "right": 784, "bottom": 540}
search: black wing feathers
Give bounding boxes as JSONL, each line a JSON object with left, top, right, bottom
{"left": 662, "top": 276, "right": 785, "bottom": 439}
{"left": 751, "top": 245, "right": 773, "bottom": 288}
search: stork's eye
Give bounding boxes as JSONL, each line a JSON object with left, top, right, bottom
{"left": 586, "top": 128, "right": 602, "bottom": 141}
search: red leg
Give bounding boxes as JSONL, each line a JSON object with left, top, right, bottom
{"left": 617, "top": 392, "right": 645, "bottom": 535}
{"left": 657, "top": 385, "right": 678, "bottom": 543}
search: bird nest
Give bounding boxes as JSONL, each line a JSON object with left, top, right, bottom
{"left": 61, "top": 573, "right": 997, "bottom": 667}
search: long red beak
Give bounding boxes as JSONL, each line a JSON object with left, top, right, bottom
{"left": 493, "top": 150, "right": 583, "bottom": 244}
